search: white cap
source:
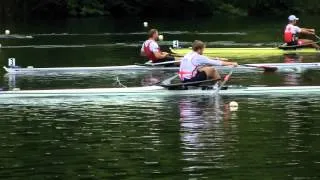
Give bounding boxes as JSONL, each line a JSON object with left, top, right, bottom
{"left": 288, "top": 15, "right": 299, "bottom": 21}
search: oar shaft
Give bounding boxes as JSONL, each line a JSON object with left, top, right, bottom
{"left": 242, "top": 64, "right": 278, "bottom": 72}
{"left": 161, "top": 74, "right": 179, "bottom": 85}
{"left": 146, "top": 60, "right": 181, "bottom": 66}
{"left": 215, "top": 68, "right": 234, "bottom": 94}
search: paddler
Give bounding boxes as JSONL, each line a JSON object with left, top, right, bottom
{"left": 284, "top": 15, "right": 320, "bottom": 49}
{"left": 179, "top": 40, "right": 238, "bottom": 84}
{"left": 141, "top": 29, "right": 176, "bottom": 63}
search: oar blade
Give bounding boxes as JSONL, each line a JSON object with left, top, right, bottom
{"left": 243, "top": 64, "right": 278, "bottom": 72}
{"left": 262, "top": 66, "right": 278, "bottom": 72}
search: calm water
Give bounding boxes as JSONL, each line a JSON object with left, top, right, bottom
{"left": 0, "top": 17, "right": 320, "bottom": 179}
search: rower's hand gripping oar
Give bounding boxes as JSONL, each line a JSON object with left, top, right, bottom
{"left": 215, "top": 67, "right": 234, "bottom": 95}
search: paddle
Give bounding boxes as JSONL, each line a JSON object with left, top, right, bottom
{"left": 215, "top": 68, "right": 234, "bottom": 94}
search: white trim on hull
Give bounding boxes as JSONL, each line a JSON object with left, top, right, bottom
{"left": 1, "top": 86, "right": 320, "bottom": 98}
{"left": 4, "top": 62, "right": 320, "bottom": 74}
{"left": 3, "top": 65, "right": 258, "bottom": 74}
{"left": 3, "top": 65, "right": 178, "bottom": 73}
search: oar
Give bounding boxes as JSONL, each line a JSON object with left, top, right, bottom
{"left": 147, "top": 61, "right": 278, "bottom": 72}
{"left": 145, "top": 60, "right": 181, "bottom": 66}
{"left": 170, "top": 53, "right": 183, "bottom": 57}
{"left": 215, "top": 68, "right": 234, "bottom": 94}
{"left": 161, "top": 74, "right": 179, "bottom": 85}
{"left": 242, "top": 64, "right": 278, "bottom": 72}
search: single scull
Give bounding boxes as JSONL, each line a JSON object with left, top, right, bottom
{"left": 1, "top": 85, "right": 320, "bottom": 98}
{"left": 4, "top": 62, "right": 320, "bottom": 74}
{"left": 170, "top": 47, "right": 319, "bottom": 58}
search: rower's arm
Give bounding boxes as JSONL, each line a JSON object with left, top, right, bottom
{"left": 301, "top": 28, "right": 315, "bottom": 35}
{"left": 221, "top": 61, "right": 238, "bottom": 66}
{"left": 197, "top": 55, "right": 236, "bottom": 66}
{"left": 211, "top": 57, "right": 237, "bottom": 66}
{"left": 154, "top": 51, "right": 168, "bottom": 59}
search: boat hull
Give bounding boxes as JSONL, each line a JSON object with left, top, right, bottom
{"left": 170, "top": 47, "right": 319, "bottom": 58}
{"left": 1, "top": 86, "right": 320, "bottom": 98}
{"left": 3, "top": 65, "right": 177, "bottom": 73}
{"left": 3, "top": 65, "right": 259, "bottom": 74}
{"left": 4, "top": 62, "right": 320, "bottom": 74}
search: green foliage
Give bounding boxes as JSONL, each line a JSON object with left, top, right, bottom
{"left": 0, "top": 0, "right": 320, "bottom": 19}
{"left": 68, "top": 0, "right": 106, "bottom": 16}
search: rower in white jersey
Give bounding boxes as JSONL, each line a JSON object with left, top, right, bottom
{"left": 140, "top": 29, "right": 177, "bottom": 63}
{"left": 284, "top": 15, "right": 320, "bottom": 49}
{"left": 179, "top": 40, "right": 238, "bottom": 83}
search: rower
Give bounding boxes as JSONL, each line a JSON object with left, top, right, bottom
{"left": 140, "top": 29, "right": 177, "bottom": 63}
{"left": 284, "top": 15, "right": 320, "bottom": 49}
{"left": 179, "top": 40, "right": 238, "bottom": 85}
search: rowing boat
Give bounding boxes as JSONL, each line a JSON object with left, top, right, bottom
{"left": 2, "top": 65, "right": 259, "bottom": 74}
{"left": 170, "top": 47, "right": 319, "bottom": 58}
{"left": 1, "top": 85, "right": 320, "bottom": 98}
{"left": 4, "top": 58, "right": 256, "bottom": 74}
{"left": 4, "top": 62, "right": 320, "bottom": 74}
{"left": 3, "top": 65, "right": 176, "bottom": 73}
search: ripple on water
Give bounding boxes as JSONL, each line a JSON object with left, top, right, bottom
{"left": 0, "top": 96, "right": 319, "bottom": 179}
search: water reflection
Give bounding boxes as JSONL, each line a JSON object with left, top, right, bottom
{"left": 283, "top": 54, "right": 303, "bottom": 63}
{"left": 2, "top": 71, "right": 173, "bottom": 90}
{"left": 1, "top": 17, "right": 320, "bottom": 179}
{"left": 282, "top": 73, "right": 301, "bottom": 86}
{"left": 0, "top": 97, "right": 179, "bottom": 179}
{"left": 0, "top": 95, "right": 320, "bottom": 179}
{"left": 178, "top": 97, "right": 239, "bottom": 177}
